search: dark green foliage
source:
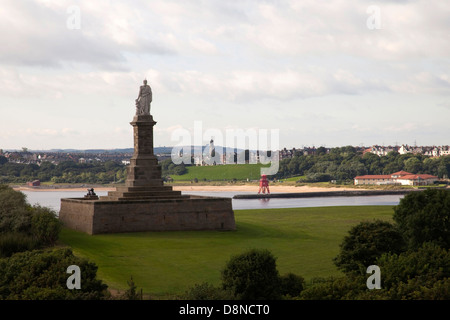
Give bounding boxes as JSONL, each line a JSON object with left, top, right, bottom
{"left": 160, "top": 159, "right": 188, "bottom": 178}
{"left": 0, "top": 248, "right": 108, "bottom": 300}
{"left": 301, "top": 244, "right": 450, "bottom": 300}
{"left": 313, "top": 190, "right": 450, "bottom": 300}
{"left": 0, "top": 160, "right": 126, "bottom": 184}
{"left": 0, "top": 232, "right": 37, "bottom": 258}
{"left": 274, "top": 146, "right": 450, "bottom": 180}
{"left": 0, "top": 185, "right": 114, "bottom": 300}
{"left": 333, "top": 220, "right": 406, "bottom": 274}
{"left": 30, "top": 205, "right": 61, "bottom": 246}
{"left": 376, "top": 242, "right": 450, "bottom": 299}
{"left": 0, "top": 186, "right": 61, "bottom": 256}
{"left": 0, "top": 185, "right": 31, "bottom": 233}
{"left": 183, "top": 282, "right": 235, "bottom": 300}
{"left": 393, "top": 189, "right": 450, "bottom": 250}
{"left": 300, "top": 173, "right": 333, "bottom": 183}
{"left": 299, "top": 276, "right": 368, "bottom": 300}
{"left": 0, "top": 186, "right": 42, "bottom": 258}
{"left": 221, "top": 248, "right": 281, "bottom": 300}
{"left": 279, "top": 273, "right": 305, "bottom": 297}
{"left": 118, "top": 276, "right": 143, "bottom": 300}
{"left": 1, "top": 149, "right": 449, "bottom": 183}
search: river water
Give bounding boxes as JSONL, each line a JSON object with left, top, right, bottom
{"left": 21, "top": 190, "right": 403, "bottom": 213}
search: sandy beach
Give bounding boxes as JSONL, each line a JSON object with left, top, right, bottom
{"left": 13, "top": 184, "right": 364, "bottom": 193}
{"left": 173, "top": 185, "right": 363, "bottom": 193}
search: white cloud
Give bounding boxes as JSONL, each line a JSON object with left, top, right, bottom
{"left": 0, "top": 0, "right": 449, "bottom": 149}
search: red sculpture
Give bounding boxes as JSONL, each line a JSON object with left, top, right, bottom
{"left": 258, "top": 174, "right": 270, "bottom": 194}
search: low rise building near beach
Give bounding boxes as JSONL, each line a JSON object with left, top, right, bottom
{"left": 354, "top": 171, "right": 438, "bottom": 186}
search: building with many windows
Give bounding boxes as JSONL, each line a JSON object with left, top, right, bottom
{"left": 354, "top": 171, "right": 438, "bottom": 186}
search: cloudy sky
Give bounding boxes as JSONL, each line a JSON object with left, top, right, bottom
{"left": 0, "top": 0, "right": 449, "bottom": 151}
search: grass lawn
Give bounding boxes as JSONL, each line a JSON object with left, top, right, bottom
{"left": 170, "top": 163, "right": 269, "bottom": 181}
{"left": 59, "top": 205, "right": 395, "bottom": 299}
{"left": 279, "top": 175, "right": 305, "bottom": 182}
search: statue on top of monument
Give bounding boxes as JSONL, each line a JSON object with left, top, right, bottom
{"left": 135, "top": 79, "right": 152, "bottom": 115}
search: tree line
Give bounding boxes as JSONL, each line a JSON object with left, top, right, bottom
{"left": 0, "top": 159, "right": 128, "bottom": 184}
{"left": 0, "top": 157, "right": 189, "bottom": 185}
{"left": 1, "top": 147, "right": 449, "bottom": 185}
{"left": 275, "top": 146, "right": 450, "bottom": 182}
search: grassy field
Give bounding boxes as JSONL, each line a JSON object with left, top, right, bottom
{"left": 279, "top": 175, "right": 305, "bottom": 182}
{"left": 59, "top": 205, "right": 395, "bottom": 299}
{"left": 170, "top": 163, "right": 269, "bottom": 181}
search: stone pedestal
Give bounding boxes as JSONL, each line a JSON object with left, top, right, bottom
{"left": 126, "top": 115, "right": 162, "bottom": 187}
{"left": 59, "top": 112, "right": 235, "bottom": 235}
{"left": 99, "top": 114, "right": 184, "bottom": 201}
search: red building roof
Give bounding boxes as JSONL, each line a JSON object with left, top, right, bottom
{"left": 398, "top": 174, "right": 438, "bottom": 180}
{"left": 391, "top": 171, "right": 413, "bottom": 176}
{"left": 354, "top": 175, "right": 391, "bottom": 180}
{"left": 355, "top": 173, "right": 438, "bottom": 180}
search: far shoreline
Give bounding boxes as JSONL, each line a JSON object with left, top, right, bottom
{"left": 13, "top": 184, "right": 372, "bottom": 194}
{"left": 13, "top": 182, "right": 445, "bottom": 194}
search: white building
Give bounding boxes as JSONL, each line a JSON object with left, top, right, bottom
{"left": 354, "top": 171, "right": 438, "bottom": 186}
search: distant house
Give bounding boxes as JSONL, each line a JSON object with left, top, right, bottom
{"left": 354, "top": 171, "right": 438, "bottom": 186}
{"left": 370, "top": 145, "right": 397, "bottom": 156}
{"left": 395, "top": 174, "right": 439, "bottom": 186}
{"left": 368, "top": 144, "right": 450, "bottom": 157}
{"left": 27, "top": 180, "right": 40, "bottom": 187}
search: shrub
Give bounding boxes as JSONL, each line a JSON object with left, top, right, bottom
{"left": 118, "top": 276, "right": 143, "bottom": 300}
{"left": 0, "top": 185, "right": 32, "bottom": 233}
{"left": 221, "top": 248, "right": 281, "bottom": 300}
{"left": 0, "top": 232, "right": 37, "bottom": 258}
{"left": 30, "top": 205, "right": 61, "bottom": 246}
{"left": 393, "top": 189, "right": 450, "bottom": 250}
{"left": 299, "top": 276, "right": 367, "bottom": 300}
{"left": 376, "top": 242, "right": 450, "bottom": 299}
{"left": 183, "top": 282, "right": 234, "bottom": 300}
{"left": 333, "top": 220, "right": 406, "bottom": 274}
{"left": 0, "top": 248, "right": 108, "bottom": 300}
{"left": 280, "top": 273, "right": 305, "bottom": 298}
{"left": 300, "top": 173, "right": 332, "bottom": 183}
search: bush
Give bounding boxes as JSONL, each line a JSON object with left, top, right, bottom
{"left": 376, "top": 242, "right": 450, "bottom": 299}
{"left": 118, "top": 276, "right": 143, "bottom": 300}
{"left": 0, "top": 248, "right": 108, "bottom": 300}
{"left": 221, "top": 248, "right": 281, "bottom": 300}
{"left": 30, "top": 205, "right": 61, "bottom": 246}
{"left": 300, "top": 173, "right": 332, "bottom": 183}
{"left": 299, "top": 276, "right": 368, "bottom": 300}
{"left": 0, "top": 232, "right": 37, "bottom": 258}
{"left": 393, "top": 189, "right": 450, "bottom": 250}
{"left": 0, "top": 185, "right": 32, "bottom": 233}
{"left": 333, "top": 220, "right": 406, "bottom": 274}
{"left": 183, "top": 282, "right": 234, "bottom": 300}
{"left": 280, "top": 273, "right": 305, "bottom": 298}
{"left": 0, "top": 186, "right": 61, "bottom": 251}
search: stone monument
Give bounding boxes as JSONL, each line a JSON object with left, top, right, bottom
{"left": 59, "top": 80, "right": 235, "bottom": 234}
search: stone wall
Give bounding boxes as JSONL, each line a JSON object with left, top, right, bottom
{"left": 60, "top": 196, "right": 235, "bottom": 235}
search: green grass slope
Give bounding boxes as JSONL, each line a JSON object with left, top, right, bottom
{"left": 170, "top": 163, "right": 269, "bottom": 181}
